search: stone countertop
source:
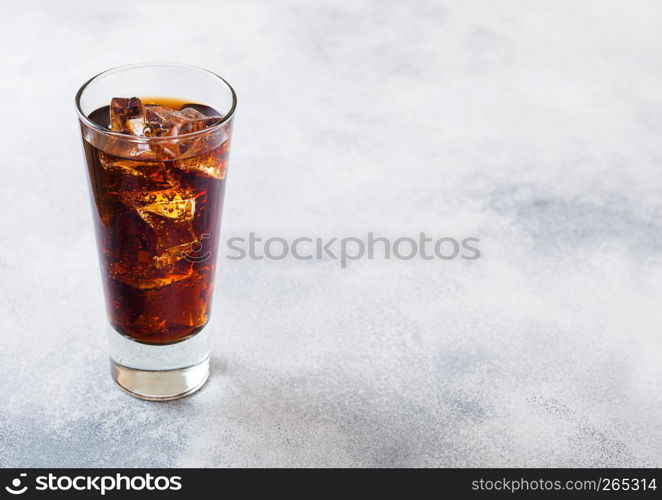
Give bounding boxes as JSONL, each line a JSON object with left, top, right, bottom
{"left": 0, "top": 0, "right": 661, "bottom": 467}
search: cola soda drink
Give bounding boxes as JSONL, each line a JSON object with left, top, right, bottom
{"left": 82, "top": 96, "right": 231, "bottom": 345}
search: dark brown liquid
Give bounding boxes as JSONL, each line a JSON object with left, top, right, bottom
{"left": 83, "top": 98, "right": 230, "bottom": 344}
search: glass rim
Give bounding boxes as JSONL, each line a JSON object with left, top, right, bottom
{"left": 75, "top": 62, "right": 237, "bottom": 143}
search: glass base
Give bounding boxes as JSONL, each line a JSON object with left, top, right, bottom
{"left": 111, "top": 358, "right": 209, "bottom": 401}
{"left": 107, "top": 325, "right": 210, "bottom": 401}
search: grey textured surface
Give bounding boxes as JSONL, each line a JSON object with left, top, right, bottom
{"left": 1, "top": 0, "right": 661, "bottom": 467}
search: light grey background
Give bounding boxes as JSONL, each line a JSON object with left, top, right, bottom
{"left": 1, "top": 0, "right": 661, "bottom": 467}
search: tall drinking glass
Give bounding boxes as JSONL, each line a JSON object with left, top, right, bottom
{"left": 75, "top": 63, "right": 236, "bottom": 400}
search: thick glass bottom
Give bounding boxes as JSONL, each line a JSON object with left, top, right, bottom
{"left": 107, "top": 324, "right": 210, "bottom": 401}
{"left": 111, "top": 358, "right": 209, "bottom": 401}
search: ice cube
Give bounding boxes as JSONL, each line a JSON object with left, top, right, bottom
{"left": 98, "top": 151, "right": 168, "bottom": 180}
{"left": 101, "top": 137, "right": 157, "bottom": 160}
{"left": 142, "top": 212, "right": 198, "bottom": 267}
{"left": 180, "top": 106, "right": 223, "bottom": 126}
{"left": 144, "top": 105, "right": 222, "bottom": 137}
{"left": 110, "top": 97, "right": 147, "bottom": 135}
{"left": 180, "top": 106, "right": 223, "bottom": 133}
{"left": 153, "top": 241, "right": 197, "bottom": 268}
{"left": 134, "top": 190, "right": 196, "bottom": 221}
{"left": 109, "top": 259, "right": 193, "bottom": 289}
{"left": 119, "top": 188, "right": 198, "bottom": 269}
{"left": 175, "top": 140, "right": 230, "bottom": 179}
{"left": 97, "top": 151, "right": 174, "bottom": 193}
